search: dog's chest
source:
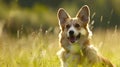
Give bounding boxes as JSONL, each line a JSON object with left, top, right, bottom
{"left": 69, "top": 43, "right": 83, "bottom": 54}
{"left": 65, "top": 53, "right": 81, "bottom": 64}
{"left": 66, "top": 44, "right": 83, "bottom": 60}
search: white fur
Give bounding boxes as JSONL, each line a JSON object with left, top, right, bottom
{"left": 67, "top": 26, "right": 89, "bottom": 37}
{"left": 67, "top": 25, "right": 79, "bottom": 37}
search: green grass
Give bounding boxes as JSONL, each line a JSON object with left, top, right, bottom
{"left": 0, "top": 32, "right": 60, "bottom": 67}
{"left": 0, "top": 29, "right": 120, "bottom": 67}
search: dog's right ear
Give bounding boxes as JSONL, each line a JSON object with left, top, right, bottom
{"left": 76, "top": 5, "right": 90, "bottom": 24}
{"left": 57, "top": 8, "right": 70, "bottom": 28}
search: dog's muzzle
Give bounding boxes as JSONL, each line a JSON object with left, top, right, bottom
{"left": 68, "top": 31, "right": 81, "bottom": 43}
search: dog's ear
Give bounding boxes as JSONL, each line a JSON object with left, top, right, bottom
{"left": 76, "top": 5, "right": 90, "bottom": 24}
{"left": 57, "top": 8, "right": 70, "bottom": 26}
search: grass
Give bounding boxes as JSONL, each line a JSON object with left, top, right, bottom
{"left": 0, "top": 32, "right": 60, "bottom": 67}
{"left": 0, "top": 1, "right": 119, "bottom": 67}
{"left": 0, "top": 29, "right": 120, "bottom": 67}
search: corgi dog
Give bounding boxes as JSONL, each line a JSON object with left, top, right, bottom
{"left": 57, "top": 5, "right": 114, "bottom": 67}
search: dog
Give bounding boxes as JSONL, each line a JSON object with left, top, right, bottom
{"left": 57, "top": 5, "right": 114, "bottom": 67}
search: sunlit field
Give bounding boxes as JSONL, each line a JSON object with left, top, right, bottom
{"left": 0, "top": 28, "right": 120, "bottom": 67}
{"left": 0, "top": 0, "right": 120, "bottom": 67}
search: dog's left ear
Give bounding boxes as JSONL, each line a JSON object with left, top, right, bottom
{"left": 76, "top": 5, "right": 90, "bottom": 24}
{"left": 57, "top": 8, "right": 70, "bottom": 25}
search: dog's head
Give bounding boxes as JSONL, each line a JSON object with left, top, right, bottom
{"left": 57, "top": 5, "right": 92, "bottom": 43}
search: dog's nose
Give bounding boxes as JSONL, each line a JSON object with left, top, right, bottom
{"left": 69, "top": 30, "right": 74, "bottom": 35}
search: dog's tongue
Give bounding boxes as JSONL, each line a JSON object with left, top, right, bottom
{"left": 69, "top": 37, "right": 76, "bottom": 43}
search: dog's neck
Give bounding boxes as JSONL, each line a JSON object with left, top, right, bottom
{"left": 61, "top": 36, "right": 90, "bottom": 53}
{"left": 73, "top": 38, "right": 90, "bottom": 49}
{"left": 68, "top": 39, "right": 91, "bottom": 54}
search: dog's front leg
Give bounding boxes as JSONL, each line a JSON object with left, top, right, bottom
{"left": 57, "top": 48, "right": 68, "bottom": 67}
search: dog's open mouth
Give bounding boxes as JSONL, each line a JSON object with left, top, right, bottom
{"left": 68, "top": 33, "right": 81, "bottom": 43}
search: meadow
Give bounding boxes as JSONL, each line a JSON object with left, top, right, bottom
{"left": 0, "top": 28, "right": 120, "bottom": 67}
{"left": 0, "top": 1, "right": 120, "bottom": 67}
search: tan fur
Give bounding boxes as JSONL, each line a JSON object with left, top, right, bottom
{"left": 57, "top": 5, "right": 114, "bottom": 67}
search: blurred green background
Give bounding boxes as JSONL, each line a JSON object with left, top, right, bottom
{"left": 0, "top": 0, "right": 120, "bottom": 36}
{"left": 0, "top": 0, "right": 120, "bottom": 67}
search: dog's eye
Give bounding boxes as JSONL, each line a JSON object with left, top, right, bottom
{"left": 75, "top": 24, "right": 80, "bottom": 28}
{"left": 66, "top": 24, "right": 70, "bottom": 29}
